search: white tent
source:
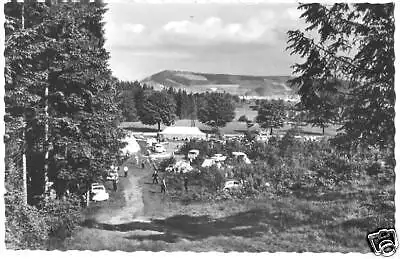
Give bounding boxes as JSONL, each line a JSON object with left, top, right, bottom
{"left": 120, "top": 134, "right": 141, "bottom": 155}
{"left": 172, "top": 160, "right": 193, "bottom": 173}
{"left": 201, "top": 159, "right": 215, "bottom": 168}
{"left": 161, "top": 126, "right": 206, "bottom": 139}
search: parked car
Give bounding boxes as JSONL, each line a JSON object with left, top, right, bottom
{"left": 106, "top": 171, "right": 119, "bottom": 182}
{"left": 153, "top": 143, "right": 166, "bottom": 153}
{"left": 188, "top": 149, "right": 200, "bottom": 160}
{"left": 256, "top": 134, "right": 270, "bottom": 142}
{"left": 91, "top": 183, "right": 102, "bottom": 192}
{"left": 90, "top": 183, "right": 109, "bottom": 201}
{"left": 146, "top": 137, "right": 157, "bottom": 146}
{"left": 223, "top": 180, "right": 243, "bottom": 192}
{"left": 232, "top": 152, "right": 251, "bottom": 164}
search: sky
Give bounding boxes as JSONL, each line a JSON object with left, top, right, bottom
{"left": 103, "top": 1, "right": 305, "bottom": 81}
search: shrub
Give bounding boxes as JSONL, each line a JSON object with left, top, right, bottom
{"left": 159, "top": 156, "right": 176, "bottom": 171}
{"left": 279, "top": 129, "right": 301, "bottom": 157}
{"left": 366, "top": 162, "right": 395, "bottom": 186}
{"left": 38, "top": 196, "right": 83, "bottom": 239}
{"left": 238, "top": 115, "right": 249, "bottom": 122}
{"left": 5, "top": 192, "right": 49, "bottom": 249}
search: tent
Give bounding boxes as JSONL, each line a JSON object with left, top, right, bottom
{"left": 161, "top": 126, "right": 206, "bottom": 139}
{"left": 166, "top": 160, "right": 193, "bottom": 173}
{"left": 201, "top": 159, "right": 214, "bottom": 168}
{"left": 120, "top": 134, "right": 141, "bottom": 155}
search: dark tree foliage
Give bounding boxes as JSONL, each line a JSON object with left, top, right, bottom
{"left": 238, "top": 115, "right": 249, "bottom": 123}
{"left": 197, "top": 93, "right": 236, "bottom": 132}
{"left": 117, "top": 89, "right": 138, "bottom": 122}
{"left": 305, "top": 90, "right": 338, "bottom": 135}
{"left": 256, "top": 100, "right": 286, "bottom": 134}
{"left": 5, "top": 0, "right": 124, "bottom": 198}
{"left": 5, "top": 0, "right": 123, "bottom": 248}
{"left": 139, "top": 90, "right": 177, "bottom": 133}
{"left": 287, "top": 3, "right": 394, "bottom": 148}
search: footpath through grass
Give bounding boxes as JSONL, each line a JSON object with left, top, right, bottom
{"left": 59, "top": 180, "right": 388, "bottom": 252}
{"left": 54, "top": 136, "right": 393, "bottom": 252}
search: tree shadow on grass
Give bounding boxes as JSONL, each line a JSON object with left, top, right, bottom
{"left": 124, "top": 127, "right": 158, "bottom": 132}
{"left": 81, "top": 208, "right": 298, "bottom": 243}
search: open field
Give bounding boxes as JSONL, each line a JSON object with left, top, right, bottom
{"left": 119, "top": 104, "right": 340, "bottom": 136}
{"left": 57, "top": 177, "right": 390, "bottom": 252}
{"left": 120, "top": 119, "right": 340, "bottom": 137}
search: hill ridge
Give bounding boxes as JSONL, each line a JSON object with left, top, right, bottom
{"left": 141, "top": 69, "right": 298, "bottom": 100}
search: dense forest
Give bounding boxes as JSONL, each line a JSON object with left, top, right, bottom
{"left": 5, "top": 0, "right": 125, "bottom": 248}
{"left": 117, "top": 80, "right": 240, "bottom": 122}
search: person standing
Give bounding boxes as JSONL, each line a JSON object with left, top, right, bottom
{"left": 124, "top": 166, "right": 128, "bottom": 177}
{"left": 152, "top": 170, "right": 159, "bottom": 184}
{"left": 113, "top": 180, "right": 118, "bottom": 191}
{"left": 161, "top": 177, "right": 167, "bottom": 194}
{"left": 140, "top": 155, "right": 145, "bottom": 169}
{"left": 135, "top": 154, "right": 139, "bottom": 167}
{"left": 184, "top": 176, "right": 189, "bottom": 192}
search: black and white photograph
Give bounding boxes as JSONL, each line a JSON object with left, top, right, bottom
{"left": 2, "top": 0, "right": 398, "bottom": 255}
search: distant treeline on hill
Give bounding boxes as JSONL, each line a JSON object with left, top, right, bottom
{"left": 141, "top": 70, "right": 296, "bottom": 98}
{"left": 117, "top": 80, "right": 241, "bottom": 122}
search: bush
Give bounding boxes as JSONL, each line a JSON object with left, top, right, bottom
{"left": 5, "top": 192, "right": 49, "bottom": 249}
{"left": 38, "top": 195, "right": 83, "bottom": 239}
{"left": 174, "top": 132, "right": 395, "bottom": 207}
{"left": 159, "top": 156, "right": 176, "bottom": 171}
{"left": 166, "top": 165, "right": 227, "bottom": 202}
{"left": 366, "top": 162, "right": 394, "bottom": 186}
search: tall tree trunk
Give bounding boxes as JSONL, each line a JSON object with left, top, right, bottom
{"left": 44, "top": 85, "right": 49, "bottom": 195}
{"left": 157, "top": 121, "right": 161, "bottom": 141}
{"left": 22, "top": 118, "right": 27, "bottom": 205}
{"left": 21, "top": 3, "right": 28, "bottom": 206}
{"left": 270, "top": 127, "right": 273, "bottom": 135}
{"left": 322, "top": 126, "right": 325, "bottom": 135}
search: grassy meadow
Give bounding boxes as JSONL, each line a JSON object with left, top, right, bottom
{"left": 120, "top": 104, "right": 340, "bottom": 137}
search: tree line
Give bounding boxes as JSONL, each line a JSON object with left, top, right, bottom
{"left": 116, "top": 80, "right": 238, "bottom": 134}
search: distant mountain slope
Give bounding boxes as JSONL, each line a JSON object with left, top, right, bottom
{"left": 141, "top": 70, "right": 298, "bottom": 99}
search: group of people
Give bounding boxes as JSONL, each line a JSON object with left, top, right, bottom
{"left": 109, "top": 154, "right": 138, "bottom": 192}
{"left": 152, "top": 166, "right": 167, "bottom": 194}
{"left": 120, "top": 153, "right": 172, "bottom": 194}
{"left": 116, "top": 152, "right": 192, "bottom": 195}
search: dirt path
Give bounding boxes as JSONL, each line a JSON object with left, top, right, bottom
{"left": 94, "top": 165, "right": 146, "bottom": 224}
{"left": 92, "top": 154, "right": 168, "bottom": 225}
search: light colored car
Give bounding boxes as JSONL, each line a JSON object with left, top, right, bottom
{"left": 188, "top": 149, "right": 200, "bottom": 160}
{"left": 256, "top": 134, "right": 270, "bottom": 142}
{"left": 223, "top": 180, "right": 243, "bottom": 192}
{"left": 90, "top": 184, "right": 109, "bottom": 202}
{"left": 232, "top": 152, "right": 251, "bottom": 164}
{"left": 153, "top": 143, "right": 166, "bottom": 153}
{"left": 146, "top": 138, "right": 158, "bottom": 147}
{"left": 106, "top": 171, "right": 119, "bottom": 182}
